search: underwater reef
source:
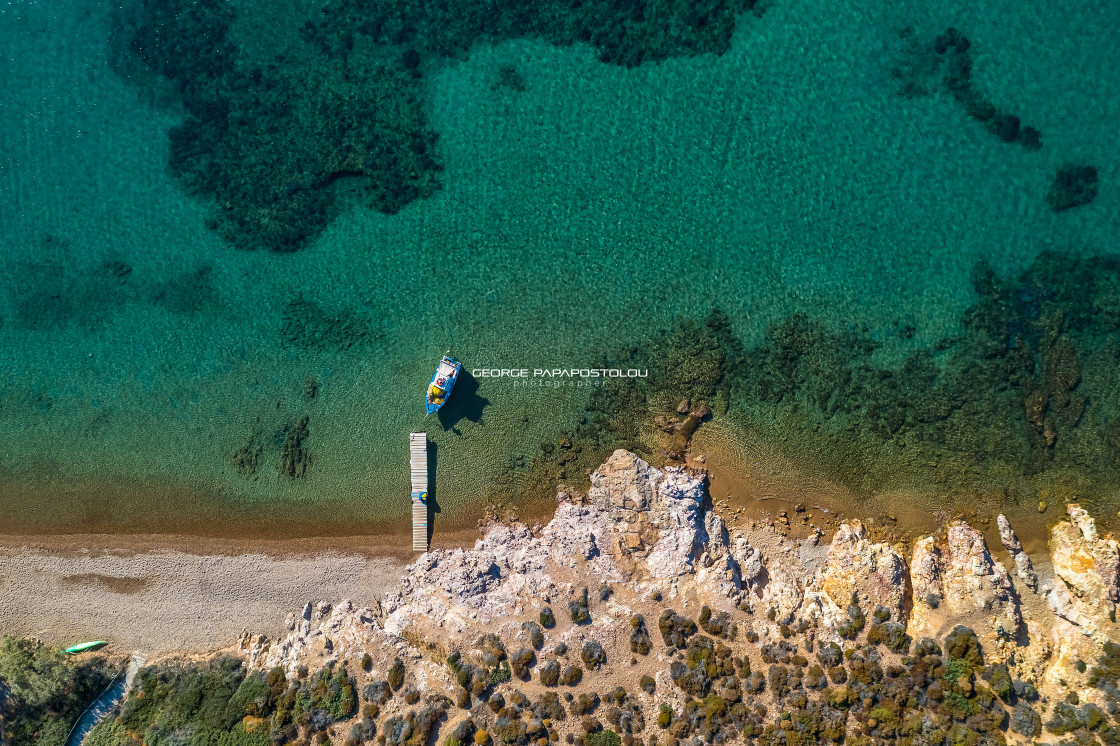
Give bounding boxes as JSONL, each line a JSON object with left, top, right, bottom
{"left": 1049, "top": 166, "right": 1101, "bottom": 213}
{"left": 891, "top": 27, "right": 1042, "bottom": 150}
{"left": 500, "top": 251, "right": 1120, "bottom": 523}
{"left": 6, "top": 239, "right": 222, "bottom": 331}
{"left": 110, "top": 0, "right": 441, "bottom": 252}
{"left": 109, "top": 0, "right": 761, "bottom": 252}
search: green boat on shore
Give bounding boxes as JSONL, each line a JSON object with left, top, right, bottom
{"left": 64, "top": 641, "right": 106, "bottom": 654}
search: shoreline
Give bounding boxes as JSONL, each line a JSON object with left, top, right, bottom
{"left": 0, "top": 506, "right": 549, "bottom": 656}
{"left": 0, "top": 526, "right": 487, "bottom": 562}
{"left": 0, "top": 424, "right": 1089, "bottom": 658}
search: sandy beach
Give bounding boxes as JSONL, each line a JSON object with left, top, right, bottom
{"left": 0, "top": 535, "right": 417, "bottom": 657}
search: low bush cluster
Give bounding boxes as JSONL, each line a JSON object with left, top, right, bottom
{"left": 0, "top": 635, "right": 115, "bottom": 746}
{"left": 87, "top": 657, "right": 355, "bottom": 746}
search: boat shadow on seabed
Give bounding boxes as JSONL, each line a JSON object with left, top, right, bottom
{"left": 426, "top": 371, "right": 488, "bottom": 546}
{"left": 434, "top": 369, "right": 488, "bottom": 434}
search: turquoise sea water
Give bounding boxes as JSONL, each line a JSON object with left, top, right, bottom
{"left": 1, "top": 0, "right": 1118, "bottom": 537}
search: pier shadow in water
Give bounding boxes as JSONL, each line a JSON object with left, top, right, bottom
{"left": 437, "top": 370, "right": 489, "bottom": 434}
{"left": 426, "top": 438, "right": 441, "bottom": 548}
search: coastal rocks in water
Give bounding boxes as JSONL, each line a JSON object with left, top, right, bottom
{"left": 909, "top": 523, "right": 1020, "bottom": 644}
{"left": 997, "top": 513, "right": 1038, "bottom": 590}
{"left": 1048, "top": 503, "right": 1119, "bottom": 637}
{"left": 115, "top": 0, "right": 763, "bottom": 253}
{"left": 231, "top": 431, "right": 263, "bottom": 479}
{"left": 1047, "top": 164, "right": 1099, "bottom": 212}
{"left": 817, "top": 520, "right": 909, "bottom": 624}
{"left": 652, "top": 402, "right": 711, "bottom": 461}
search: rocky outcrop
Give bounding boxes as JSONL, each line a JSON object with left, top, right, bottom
{"left": 944, "top": 523, "right": 1020, "bottom": 632}
{"left": 242, "top": 450, "right": 792, "bottom": 673}
{"left": 585, "top": 450, "right": 708, "bottom": 578}
{"left": 239, "top": 599, "right": 387, "bottom": 676}
{"left": 585, "top": 450, "right": 664, "bottom": 552}
{"left": 910, "top": 536, "right": 943, "bottom": 608}
{"left": 238, "top": 449, "right": 1117, "bottom": 712}
{"left": 1048, "top": 503, "right": 1120, "bottom": 639}
{"left": 374, "top": 451, "right": 713, "bottom": 651}
{"left": 908, "top": 523, "right": 1020, "bottom": 645}
{"left": 818, "top": 521, "right": 909, "bottom": 622}
{"left": 997, "top": 513, "right": 1037, "bottom": 590}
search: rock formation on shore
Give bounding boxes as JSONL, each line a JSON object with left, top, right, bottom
{"left": 225, "top": 450, "right": 1118, "bottom": 745}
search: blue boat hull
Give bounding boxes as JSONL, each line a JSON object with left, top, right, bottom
{"left": 426, "top": 356, "right": 461, "bottom": 415}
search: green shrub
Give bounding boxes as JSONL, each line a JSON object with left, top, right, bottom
{"left": 560, "top": 665, "right": 583, "bottom": 686}
{"left": 942, "top": 657, "right": 972, "bottom": 685}
{"left": 522, "top": 621, "right": 545, "bottom": 650}
{"left": 584, "top": 729, "right": 621, "bottom": 746}
{"left": 837, "top": 603, "right": 865, "bottom": 639}
{"left": 487, "top": 660, "right": 512, "bottom": 686}
{"left": 702, "top": 694, "right": 727, "bottom": 718}
{"left": 85, "top": 719, "right": 131, "bottom": 746}
{"left": 943, "top": 626, "right": 984, "bottom": 666}
{"left": 982, "top": 663, "right": 1013, "bottom": 702}
{"left": 569, "top": 587, "right": 591, "bottom": 624}
{"left": 539, "top": 660, "right": 560, "bottom": 687}
{"left": 943, "top": 690, "right": 979, "bottom": 718}
{"left": 868, "top": 707, "right": 898, "bottom": 724}
{"left": 629, "top": 615, "right": 652, "bottom": 655}
{"left": 87, "top": 655, "right": 357, "bottom": 746}
{"left": 658, "top": 610, "right": 697, "bottom": 648}
{"left": 571, "top": 691, "right": 599, "bottom": 716}
{"left": 387, "top": 657, "right": 405, "bottom": 690}
{"left": 509, "top": 647, "right": 536, "bottom": 678}
{"left": 0, "top": 635, "right": 115, "bottom": 746}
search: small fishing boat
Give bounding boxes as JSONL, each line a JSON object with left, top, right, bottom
{"left": 426, "top": 354, "right": 461, "bottom": 415}
{"left": 64, "top": 641, "right": 106, "bottom": 654}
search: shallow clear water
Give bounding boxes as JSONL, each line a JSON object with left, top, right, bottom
{"left": 1, "top": 0, "right": 1118, "bottom": 537}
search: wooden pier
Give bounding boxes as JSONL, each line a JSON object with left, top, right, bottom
{"left": 409, "top": 432, "right": 428, "bottom": 551}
